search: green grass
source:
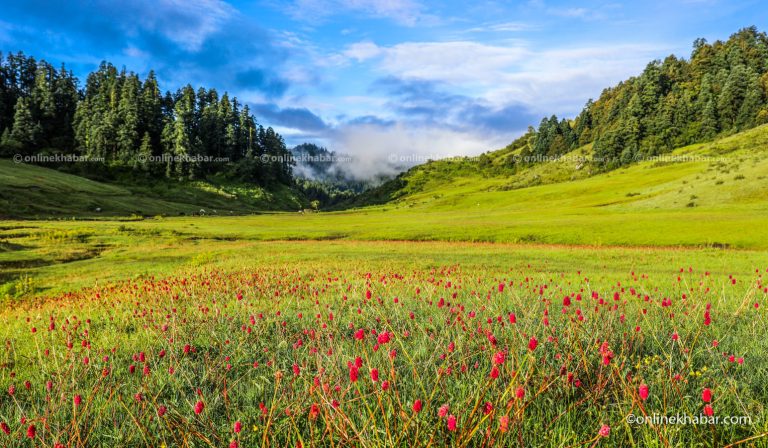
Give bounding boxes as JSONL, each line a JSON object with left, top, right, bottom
{"left": 4, "top": 126, "right": 768, "bottom": 250}
{"left": 1, "top": 240, "right": 767, "bottom": 447}
{"left": 0, "top": 160, "right": 305, "bottom": 219}
{"left": 4, "top": 126, "right": 768, "bottom": 298}
{"left": 3, "top": 127, "right": 768, "bottom": 446}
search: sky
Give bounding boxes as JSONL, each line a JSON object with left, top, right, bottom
{"left": 0, "top": 0, "right": 763, "bottom": 178}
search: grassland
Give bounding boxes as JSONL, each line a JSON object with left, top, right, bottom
{"left": 1, "top": 239, "right": 767, "bottom": 447}
{"left": 2, "top": 127, "right": 768, "bottom": 447}
{"left": 0, "top": 159, "right": 305, "bottom": 219}
{"left": 4, "top": 125, "right": 768, "bottom": 299}
{"left": 5, "top": 125, "right": 768, "bottom": 248}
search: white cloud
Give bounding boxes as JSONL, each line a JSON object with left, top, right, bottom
{"left": 526, "top": 0, "right": 622, "bottom": 22}
{"left": 287, "top": 0, "right": 430, "bottom": 26}
{"left": 465, "top": 21, "right": 534, "bottom": 33}
{"left": 330, "top": 122, "right": 511, "bottom": 180}
{"left": 131, "top": 0, "right": 236, "bottom": 51}
{"left": 345, "top": 40, "right": 527, "bottom": 84}
{"left": 337, "top": 39, "right": 668, "bottom": 115}
{"left": 548, "top": 7, "right": 590, "bottom": 18}
{"left": 123, "top": 46, "right": 149, "bottom": 58}
{"left": 343, "top": 41, "right": 383, "bottom": 61}
{"left": 290, "top": 38, "right": 673, "bottom": 181}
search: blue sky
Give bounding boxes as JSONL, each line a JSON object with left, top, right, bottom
{"left": 0, "top": 0, "right": 763, "bottom": 176}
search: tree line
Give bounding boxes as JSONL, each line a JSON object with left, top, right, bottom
{"left": 523, "top": 27, "right": 768, "bottom": 167}
{"left": 0, "top": 53, "right": 293, "bottom": 185}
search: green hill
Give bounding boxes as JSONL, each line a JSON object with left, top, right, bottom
{"left": 4, "top": 125, "right": 768, "bottom": 299}
{"left": 267, "top": 124, "right": 768, "bottom": 248}
{"left": 0, "top": 159, "right": 305, "bottom": 218}
{"left": 5, "top": 123, "right": 768, "bottom": 248}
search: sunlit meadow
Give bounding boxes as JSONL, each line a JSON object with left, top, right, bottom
{"left": 2, "top": 238, "right": 767, "bottom": 447}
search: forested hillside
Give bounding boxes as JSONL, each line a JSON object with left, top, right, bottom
{"left": 526, "top": 26, "right": 768, "bottom": 167}
{"left": 0, "top": 54, "right": 293, "bottom": 185}
{"left": 348, "top": 27, "right": 768, "bottom": 207}
{"left": 4, "top": 27, "right": 768, "bottom": 214}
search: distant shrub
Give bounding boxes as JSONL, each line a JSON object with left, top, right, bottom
{"left": 39, "top": 230, "right": 90, "bottom": 243}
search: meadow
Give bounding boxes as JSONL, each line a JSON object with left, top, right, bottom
{"left": 2, "top": 232, "right": 768, "bottom": 446}
{"left": 3, "top": 127, "right": 768, "bottom": 446}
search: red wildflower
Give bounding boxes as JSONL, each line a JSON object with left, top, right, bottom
{"left": 309, "top": 403, "right": 320, "bottom": 420}
{"left": 26, "top": 424, "right": 35, "bottom": 439}
{"left": 499, "top": 415, "right": 509, "bottom": 433}
{"left": 639, "top": 384, "right": 649, "bottom": 401}
{"left": 234, "top": 421, "right": 242, "bottom": 433}
{"left": 413, "top": 400, "right": 423, "bottom": 413}
{"left": 194, "top": 400, "right": 205, "bottom": 414}
{"left": 702, "top": 388, "right": 712, "bottom": 403}
{"left": 447, "top": 415, "right": 457, "bottom": 431}
{"left": 598, "top": 424, "right": 610, "bottom": 437}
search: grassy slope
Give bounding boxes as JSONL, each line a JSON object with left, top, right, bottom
{"left": 3, "top": 126, "right": 768, "bottom": 298}
{"left": 103, "top": 125, "right": 768, "bottom": 248}
{"left": 3, "top": 125, "right": 768, "bottom": 298}
{"left": 0, "top": 159, "right": 305, "bottom": 218}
